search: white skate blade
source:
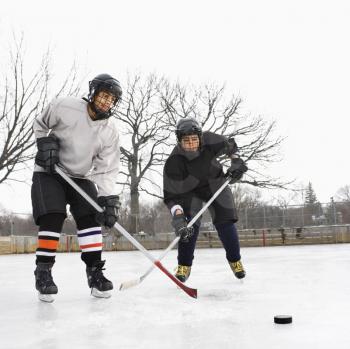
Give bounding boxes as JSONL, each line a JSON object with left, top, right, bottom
{"left": 91, "top": 288, "right": 111, "bottom": 298}
{"left": 38, "top": 293, "right": 55, "bottom": 303}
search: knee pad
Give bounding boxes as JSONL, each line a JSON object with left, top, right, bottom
{"left": 75, "top": 214, "right": 99, "bottom": 230}
{"left": 38, "top": 213, "right": 65, "bottom": 232}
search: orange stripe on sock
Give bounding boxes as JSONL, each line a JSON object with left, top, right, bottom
{"left": 38, "top": 239, "right": 59, "bottom": 250}
{"left": 80, "top": 242, "right": 103, "bottom": 249}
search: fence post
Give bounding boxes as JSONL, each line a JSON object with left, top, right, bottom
{"left": 262, "top": 229, "right": 266, "bottom": 247}
{"left": 301, "top": 205, "right": 305, "bottom": 227}
{"left": 10, "top": 214, "right": 14, "bottom": 236}
{"left": 331, "top": 197, "right": 337, "bottom": 224}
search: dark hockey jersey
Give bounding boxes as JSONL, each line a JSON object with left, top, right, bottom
{"left": 163, "top": 131, "right": 235, "bottom": 211}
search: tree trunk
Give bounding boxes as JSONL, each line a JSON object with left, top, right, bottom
{"left": 130, "top": 185, "right": 140, "bottom": 234}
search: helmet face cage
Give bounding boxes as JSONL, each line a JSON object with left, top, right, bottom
{"left": 88, "top": 74, "right": 122, "bottom": 119}
{"left": 176, "top": 118, "right": 202, "bottom": 143}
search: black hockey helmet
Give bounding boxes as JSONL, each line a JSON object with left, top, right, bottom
{"left": 176, "top": 117, "right": 202, "bottom": 142}
{"left": 88, "top": 73, "right": 122, "bottom": 119}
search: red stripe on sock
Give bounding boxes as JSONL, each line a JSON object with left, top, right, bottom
{"left": 80, "top": 242, "right": 103, "bottom": 249}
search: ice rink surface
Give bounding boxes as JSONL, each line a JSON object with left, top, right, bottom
{"left": 1, "top": 243, "right": 350, "bottom": 349}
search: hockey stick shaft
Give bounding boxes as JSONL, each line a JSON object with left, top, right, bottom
{"left": 55, "top": 166, "right": 197, "bottom": 298}
{"left": 147, "top": 178, "right": 230, "bottom": 264}
{"left": 120, "top": 178, "right": 231, "bottom": 289}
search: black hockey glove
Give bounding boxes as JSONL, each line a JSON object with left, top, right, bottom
{"left": 35, "top": 136, "right": 59, "bottom": 174}
{"left": 225, "top": 138, "right": 238, "bottom": 156}
{"left": 172, "top": 213, "right": 194, "bottom": 243}
{"left": 225, "top": 158, "right": 248, "bottom": 183}
{"left": 96, "top": 195, "right": 121, "bottom": 228}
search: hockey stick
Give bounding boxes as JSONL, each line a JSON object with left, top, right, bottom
{"left": 120, "top": 178, "right": 231, "bottom": 291}
{"left": 54, "top": 166, "right": 197, "bottom": 299}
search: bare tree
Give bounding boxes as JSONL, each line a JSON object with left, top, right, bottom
{"left": 232, "top": 185, "right": 264, "bottom": 211}
{"left": 115, "top": 73, "right": 172, "bottom": 233}
{"left": 336, "top": 185, "right": 350, "bottom": 202}
{"left": 115, "top": 77, "right": 289, "bottom": 233}
{"left": 0, "top": 35, "right": 81, "bottom": 185}
{"left": 161, "top": 82, "right": 290, "bottom": 189}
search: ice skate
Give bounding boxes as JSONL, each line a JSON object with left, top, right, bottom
{"left": 34, "top": 262, "right": 58, "bottom": 303}
{"left": 229, "top": 260, "right": 246, "bottom": 279}
{"left": 174, "top": 265, "right": 191, "bottom": 283}
{"left": 86, "top": 260, "right": 113, "bottom": 298}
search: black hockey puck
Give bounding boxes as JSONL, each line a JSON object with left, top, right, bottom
{"left": 274, "top": 315, "right": 292, "bottom": 324}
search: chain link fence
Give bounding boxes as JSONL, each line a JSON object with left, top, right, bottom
{"left": 234, "top": 200, "right": 350, "bottom": 230}
{"left": 183, "top": 200, "right": 350, "bottom": 232}
{"left": 1, "top": 200, "right": 350, "bottom": 236}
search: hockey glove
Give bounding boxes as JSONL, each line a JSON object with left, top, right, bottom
{"left": 172, "top": 213, "right": 194, "bottom": 243}
{"left": 35, "top": 136, "right": 59, "bottom": 174}
{"left": 96, "top": 195, "right": 121, "bottom": 228}
{"left": 225, "top": 158, "right": 248, "bottom": 183}
{"left": 225, "top": 138, "right": 239, "bottom": 157}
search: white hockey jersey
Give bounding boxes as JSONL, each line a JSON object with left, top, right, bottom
{"left": 33, "top": 96, "right": 120, "bottom": 196}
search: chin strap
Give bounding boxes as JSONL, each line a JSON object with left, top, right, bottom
{"left": 82, "top": 97, "right": 111, "bottom": 120}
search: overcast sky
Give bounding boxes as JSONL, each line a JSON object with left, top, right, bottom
{"left": 1, "top": 0, "right": 349, "bottom": 213}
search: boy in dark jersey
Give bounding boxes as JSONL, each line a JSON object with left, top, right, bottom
{"left": 163, "top": 118, "right": 248, "bottom": 282}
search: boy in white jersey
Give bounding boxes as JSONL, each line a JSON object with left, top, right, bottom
{"left": 32, "top": 74, "right": 122, "bottom": 300}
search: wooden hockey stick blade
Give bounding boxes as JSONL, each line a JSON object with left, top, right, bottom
{"left": 119, "top": 237, "right": 181, "bottom": 291}
{"left": 119, "top": 270, "right": 153, "bottom": 290}
{"left": 120, "top": 260, "right": 198, "bottom": 299}
{"left": 119, "top": 277, "right": 142, "bottom": 290}
{"left": 154, "top": 261, "right": 197, "bottom": 299}
{"left": 119, "top": 261, "right": 170, "bottom": 291}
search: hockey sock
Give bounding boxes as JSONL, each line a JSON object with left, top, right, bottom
{"left": 177, "top": 224, "right": 200, "bottom": 266}
{"left": 215, "top": 222, "right": 241, "bottom": 262}
{"left": 76, "top": 214, "right": 103, "bottom": 267}
{"left": 36, "top": 213, "right": 65, "bottom": 264}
